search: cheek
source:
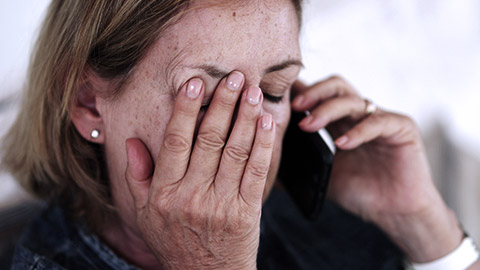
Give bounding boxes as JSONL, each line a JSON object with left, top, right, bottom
{"left": 135, "top": 100, "right": 175, "bottom": 161}
{"left": 107, "top": 92, "right": 175, "bottom": 162}
{"left": 98, "top": 86, "right": 174, "bottom": 232}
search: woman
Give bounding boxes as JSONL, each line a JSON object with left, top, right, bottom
{"left": 3, "top": 0, "right": 478, "bottom": 269}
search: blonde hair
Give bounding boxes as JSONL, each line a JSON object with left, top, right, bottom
{"left": 2, "top": 0, "right": 303, "bottom": 231}
{"left": 2, "top": 0, "right": 191, "bottom": 230}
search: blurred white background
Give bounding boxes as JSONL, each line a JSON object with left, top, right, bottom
{"left": 1, "top": 0, "right": 479, "bottom": 239}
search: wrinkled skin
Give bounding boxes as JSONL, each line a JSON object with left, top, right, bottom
{"left": 71, "top": 0, "right": 472, "bottom": 269}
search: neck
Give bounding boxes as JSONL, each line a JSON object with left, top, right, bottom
{"left": 99, "top": 215, "right": 161, "bottom": 270}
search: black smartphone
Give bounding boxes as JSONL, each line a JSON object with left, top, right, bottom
{"left": 278, "top": 110, "right": 335, "bottom": 221}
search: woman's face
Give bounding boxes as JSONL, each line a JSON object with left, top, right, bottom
{"left": 96, "top": 0, "right": 301, "bottom": 230}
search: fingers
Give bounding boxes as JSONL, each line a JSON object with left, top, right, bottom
{"left": 214, "top": 86, "right": 264, "bottom": 195}
{"left": 187, "top": 71, "right": 244, "bottom": 183}
{"left": 154, "top": 78, "right": 204, "bottom": 186}
{"left": 298, "top": 95, "right": 366, "bottom": 132}
{"left": 290, "top": 80, "right": 308, "bottom": 96}
{"left": 291, "top": 76, "right": 419, "bottom": 152}
{"left": 239, "top": 114, "right": 275, "bottom": 207}
{"left": 334, "top": 112, "right": 419, "bottom": 150}
{"left": 290, "top": 76, "right": 368, "bottom": 133}
{"left": 292, "top": 75, "right": 357, "bottom": 112}
{"left": 125, "top": 138, "right": 154, "bottom": 211}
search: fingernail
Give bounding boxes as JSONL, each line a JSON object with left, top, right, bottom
{"left": 187, "top": 78, "right": 202, "bottom": 99}
{"left": 227, "top": 71, "right": 244, "bottom": 91}
{"left": 335, "top": 135, "right": 348, "bottom": 146}
{"left": 293, "top": 95, "right": 304, "bottom": 108}
{"left": 247, "top": 86, "right": 262, "bottom": 105}
{"left": 299, "top": 115, "right": 313, "bottom": 126}
{"left": 261, "top": 114, "right": 273, "bottom": 130}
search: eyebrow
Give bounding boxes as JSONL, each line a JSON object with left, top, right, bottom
{"left": 193, "top": 59, "right": 304, "bottom": 79}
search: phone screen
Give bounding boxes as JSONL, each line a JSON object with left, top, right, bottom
{"left": 278, "top": 110, "right": 335, "bottom": 220}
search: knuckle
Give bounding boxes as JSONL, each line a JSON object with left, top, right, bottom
{"left": 213, "top": 203, "right": 229, "bottom": 224}
{"left": 154, "top": 187, "right": 203, "bottom": 222}
{"left": 180, "top": 199, "right": 203, "bottom": 223}
{"left": 328, "top": 75, "right": 356, "bottom": 94}
{"left": 397, "top": 114, "right": 420, "bottom": 134}
{"left": 349, "top": 95, "right": 363, "bottom": 103}
{"left": 369, "top": 113, "right": 383, "bottom": 123}
{"left": 258, "top": 139, "right": 274, "bottom": 150}
{"left": 221, "top": 204, "right": 257, "bottom": 234}
{"left": 163, "top": 132, "right": 191, "bottom": 153}
{"left": 152, "top": 184, "right": 178, "bottom": 206}
{"left": 348, "top": 126, "right": 363, "bottom": 139}
{"left": 246, "top": 163, "right": 269, "bottom": 179}
{"left": 215, "top": 92, "right": 237, "bottom": 108}
{"left": 176, "top": 100, "right": 200, "bottom": 118}
{"left": 240, "top": 109, "right": 259, "bottom": 123}
{"left": 195, "top": 127, "right": 225, "bottom": 152}
{"left": 239, "top": 103, "right": 261, "bottom": 121}
{"left": 345, "top": 96, "right": 362, "bottom": 112}
{"left": 328, "top": 74, "right": 344, "bottom": 82}
{"left": 149, "top": 193, "right": 175, "bottom": 218}
{"left": 381, "top": 113, "right": 401, "bottom": 127}
{"left": 230, "top": 214, "right": 256, "bottom": 234}
{"left": 223, "top": 144, "right": 250, "bottom": 163}
{"left": 399, "top": 114, "right": 416, "bottom": 127}
{"left": 367, "top": 114, "right": 384, "bottom": 128}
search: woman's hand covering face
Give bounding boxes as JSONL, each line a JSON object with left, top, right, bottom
{"left": 291, "top": 76, "right": 464, "bottom": 263}
{"left": 125, "top": 72, "right": 274, "bottom": 269}
{"left": 90, "top": 2, "right": 301, "bottom": 268}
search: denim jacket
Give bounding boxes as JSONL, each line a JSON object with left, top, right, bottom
{"left": 11, "top": 188, "right": 405, "bottom": 270}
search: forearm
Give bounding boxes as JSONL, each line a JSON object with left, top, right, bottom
{"left": 378, "top": 200, "right": 463, "bottom": 262}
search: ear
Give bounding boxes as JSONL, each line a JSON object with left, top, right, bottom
{"left": 71, "top": 76, "right": 105, "bottom": 144}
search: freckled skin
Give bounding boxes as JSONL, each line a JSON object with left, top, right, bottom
{"left": 79, "top": 2, "right": 473, "bottom": 268}
{"left": 95, "top": 0, "right": 301, "bottom": 266}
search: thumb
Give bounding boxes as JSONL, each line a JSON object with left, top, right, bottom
{"left": 125, "top": 138, "right": 153, "bottom": 211}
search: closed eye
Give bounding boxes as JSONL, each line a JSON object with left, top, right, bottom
{"left": 263, "top": 92, "right": 284, "bottom": 103}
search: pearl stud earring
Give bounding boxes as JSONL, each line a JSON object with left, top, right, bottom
{"left": 90, "top": 129, "right": 100, "bottom": 139}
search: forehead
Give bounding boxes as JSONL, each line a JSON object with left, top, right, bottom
{"left": 149, "top": 0, "right": 301, "bottom": 84}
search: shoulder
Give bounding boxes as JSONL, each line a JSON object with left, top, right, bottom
{"left": 11, "top": 246, "right": 65, "bottom": 270}
{"left": 10, "top": 205, "right": 72, "bottom": 269}
{"left": 11, "top": 205, "right": 119, "bottom": 270}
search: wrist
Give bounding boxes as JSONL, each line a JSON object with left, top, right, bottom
{"left": 377, "top": 202, "right": 463, "bottom": 262}
{"left": 405, "top": 234, "right": 480, "bottom": 270}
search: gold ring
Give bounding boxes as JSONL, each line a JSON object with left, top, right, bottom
{"left": 364, "top": 99, "right": 377, "bottom": 115}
